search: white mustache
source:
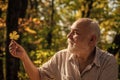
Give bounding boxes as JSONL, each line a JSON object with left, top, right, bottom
{"left": 67, "top": 39, "right": 73, "bottom": 44}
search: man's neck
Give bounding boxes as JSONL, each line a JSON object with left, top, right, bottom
{"left": 76, "top": 47, "right": 96, "bottom": 64}
{"left": 76, "top": 47, "right": 96, "bottom": 73}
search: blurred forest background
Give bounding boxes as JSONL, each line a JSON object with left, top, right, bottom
{"left": 0, "top": 0, "right": 120, "bottom": 80}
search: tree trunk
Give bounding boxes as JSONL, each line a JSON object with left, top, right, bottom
{"left": 46, "top": 0, "right": 54, "bottom": 49}
{"left": 0, "top": 49, "right": 4, "bottom": 80}
{"left": 107, "top": 34, "right": 120, "bottom": 55}
{"left": 81, "top": 0, "right": 93, "bottom": 18}
{"left": 6, "top": 0, "right": 28, "bottom": 80}
{"left": 0, "top": 8, "right": 4, "bottom": 80}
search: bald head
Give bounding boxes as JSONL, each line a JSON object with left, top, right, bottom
{"left": 74, "top": 18, "right": 100, "bottom": 43}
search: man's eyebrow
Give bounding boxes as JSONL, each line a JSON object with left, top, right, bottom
{"left": 72, "top": 29, "right": 79, "bottom": 32}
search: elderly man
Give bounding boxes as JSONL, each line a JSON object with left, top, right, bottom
{"left": 9, "top": 18, "right": 118, "bottom": 80}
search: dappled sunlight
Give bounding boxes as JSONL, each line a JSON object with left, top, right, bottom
{"left": 0, "top": 0, "right": 120, "bottom": 80}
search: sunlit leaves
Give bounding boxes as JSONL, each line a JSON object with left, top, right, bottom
{"left": 75, "top": 10, "right": 82, "bottom": 19}
{"left": 30, "top": 50, "right": 55, "bottom": 66}
{"left": 18, "top": 18, "right": 41, "bottom": 27}
{"left": 25, "top": 27, "right": 37, "bottom": 34}
{"left": 0, "top": 0, "right": 119, "bottom": 79}
{"left": 92, "top": 1, "right": 107, "bottom": 9}
{"left": 0, "top": 1, "right": 8, "bottom": 11}
{"left": 32, "top": 18, "right": 41, "bottom": 25}
{"left": 9, "top": 31, "right": 20, "bottom": 40}
{"left": 0, "top": 18, "right": 6, "bottom": 28}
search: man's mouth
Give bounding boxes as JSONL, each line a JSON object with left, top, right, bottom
{"left": 67, "top": 39, "right": 74, "bottom": 45}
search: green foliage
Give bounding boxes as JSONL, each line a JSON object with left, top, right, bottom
{"left": 18, "top": 50, "right": 55, "bottom": 79}
{"left": 0, "top": 0, "right": 120, "bottom": 79}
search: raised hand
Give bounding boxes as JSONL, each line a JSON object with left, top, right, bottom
{"left": 9, "top": 40, "right": 27, "bottom": 60}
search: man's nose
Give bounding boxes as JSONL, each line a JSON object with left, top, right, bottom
{"left": 67, "top": 32, "right": 72, "bottom": 39}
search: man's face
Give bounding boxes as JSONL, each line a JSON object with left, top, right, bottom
{"left": 67, "top": 21, "right": 91, "bottom": 55}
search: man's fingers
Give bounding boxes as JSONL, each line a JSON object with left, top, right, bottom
{"left": 10, "top": 49, "right": 16, "bottom": 56}
{"left": 13, "top": 49, "right": 16, "bottom": 54}
{"left": 12, "top": 40, "right": 18, "bottom": 45}
{"left": 9, "top": 40, "right": 14, "bottom": 47}
{"left": 9, "top": 40, "right": 18, "bottom": 54}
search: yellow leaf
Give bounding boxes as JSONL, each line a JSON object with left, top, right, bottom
{"left": 75, "top": 10, "right": 82, "bottom": 19}
{"left": 9, "top": 31, "right": 20, "bottom": 40}
{"left": 33, "top": 18, "right": 38, "bottom": 22}
{"left": 25, "top": 27, "right": 36, "bottom": 34}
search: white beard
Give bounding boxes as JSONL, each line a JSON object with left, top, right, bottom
{"left": 67, "top": 40, "right": 79, "bottom": 54}
{"left": 67, "top": 39, "right": 88, "bottom": 56}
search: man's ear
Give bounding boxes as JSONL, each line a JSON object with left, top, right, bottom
{"left": 89, "top": 35, "right": 97, "bottom": 46}
{"left": 90, "top": 37, "right": 94, "bottom": 41}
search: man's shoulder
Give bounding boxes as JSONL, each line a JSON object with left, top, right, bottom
{"left": 57, "top": 49, "right": 68, "bottom": 53}
{"left": 99, "top": 48, "right": 114, "bottom": 59}
{"left": 50, "top": 49, "right": 70, "bottom": 64}
{"left": 97, "top": 48, "right": 117, "bottom": 65}
{"left": 55, "top": 49, "right": 68, "bottom": 57}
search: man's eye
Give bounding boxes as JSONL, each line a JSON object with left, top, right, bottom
{"left": 74, "top": 31, "right": 77, "bottom": 34}
{"left": 74, "top": 31, "right": 78, "bottom": 34}
{"left": 74, "top": 31, "right": 80, "bottom": 35}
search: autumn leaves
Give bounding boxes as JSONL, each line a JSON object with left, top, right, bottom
{"left": 9, "top": 31, "right": 19, "bottom": 40}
